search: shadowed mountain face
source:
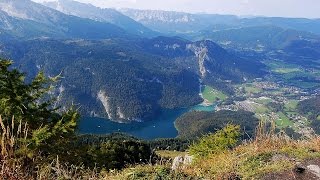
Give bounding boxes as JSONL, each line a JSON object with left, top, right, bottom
{"left": 0, "top": 36, "right": 265, "bottom": 122}
{"left": 0, "top": 0, "right": 129, "bottom": 39}
{"left": 42, "top": 0, "right": 158, "bottom": 37}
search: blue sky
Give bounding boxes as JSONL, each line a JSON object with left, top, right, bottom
{"left": 34, "top": 0, "right": 320, "bottom": 19}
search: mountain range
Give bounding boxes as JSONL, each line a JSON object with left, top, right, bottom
{"left": 42, "top": 0, "right": 157, "bottom": 37}
{"left": 0, "top": 0, "right": 318, "bottom": 122}
{"left": 0, "top": 0, "right": 129, "bottom": 39}
{"left": 120, "top": 9, "right": 320, "bottom": 36}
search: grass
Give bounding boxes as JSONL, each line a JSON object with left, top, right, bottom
{"left": 184, "top": 122, "right": 320, "bottom": 179}
{"left": 284, "top": 100, "right": 299, "bottom": 111}
{"left": 275, "top": 112, "right": 293, "bottom": 128}
{"left": 243, "top": 84, "right": 262, "bottom": 94}
{"left": 253, "top": 97, "right": 273, "bottom": 105}
{"left": 266, "top": 60, "right": 301, "bottom": 73}
{"left": 273, "top": 68, "right": 301, "bottom": 74}
{"left": 156, "top": 150, "right": 187, "bottom": 159}
{"left": 268, "top": 88, "right": 286, "bottom": 96}
{"left": 103, "top": 123, "right": 320, "bottom": 179}
{"left": 254, "top": 104, "right": 270, "bottom": 114}
{"left": 202, "top": 86, "right": 227, "bottom": 103}
{"left": 105, "top": 164, "right": 196, "bottom": 180}
{"left": 286, "top": 111, "right": 299, "bottom": 117}
{"left": 265, "top": 60, "right": 320, "bottom": 89}
{"left": 3, "top": 116, "right": 320, "bottom": 179}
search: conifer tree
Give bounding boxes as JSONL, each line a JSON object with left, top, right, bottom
{"left": 0, "top": 59, "right": 79, "bottom": 159}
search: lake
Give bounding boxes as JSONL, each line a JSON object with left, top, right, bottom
{"left": 78, "top": 103, "right": 216, "bottom": 140}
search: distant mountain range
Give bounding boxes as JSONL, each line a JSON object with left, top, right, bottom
{"left": 0, "top": 0, "right": 129, "bottom": 39}
{"left": 0, "top": 0, "right": 318, "bottom": 122}
{"left": 197, "top": 26, "right": 320, "bottom": 50}
{"left": 42, "top": 0, "right": 158, "bottom": 37}
{"left": 120, "top": 9, "right": 320, "bottom": 36}
{"left": 120, "top": 9, "right": 239, "bottom": 35}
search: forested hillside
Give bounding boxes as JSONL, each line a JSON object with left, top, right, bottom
{"left": 175, "top": 110, "right": 260, "bottom": 139}
{"left": 0, "top": 36, "right": 265, "bottom": 122}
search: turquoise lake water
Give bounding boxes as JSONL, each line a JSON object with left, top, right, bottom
{"left": 78, "top": 103, "right": 216, "bottom": 140}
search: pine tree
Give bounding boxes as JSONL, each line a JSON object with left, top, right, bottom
{"left": 0, "top": 59, "right": 79, "bottom": 160}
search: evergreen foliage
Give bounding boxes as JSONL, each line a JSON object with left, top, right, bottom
{"left": 0, "top": 59, "right": 154, "bottom": 171}
{"left": 175, "top": 110, "right": 259, "bottom": 139}
{"left": 0, "top": 59, "right": 79, "bottom": 161}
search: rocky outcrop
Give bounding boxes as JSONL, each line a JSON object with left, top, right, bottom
{"left": 186, "top": 43, "right": 209, "bottom": 78}
{"left": 97, "top": 90, "right": 113, "bottom": 119}
{"left": 171, "top": 155, "right": 193, "bottom": 171}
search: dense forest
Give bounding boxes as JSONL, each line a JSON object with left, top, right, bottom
{"left": 0, "top": 59, "right": 196, "bottom": 174}
{"left": 0, "top": 59, "right": 154, "bottom": 173}
{"left": 0, "top": 36, "right": 265, "bottom": 122}
{"left": 79, "top": 133, "right": 192, "bottom": 152}
{"left": 175, "top": 110, "right": 260, "bottom": 139}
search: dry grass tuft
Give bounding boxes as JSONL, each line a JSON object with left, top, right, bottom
{"left": 184, "top": 120, "right": 320, "bottom": 179}
{"left": 1, "top": 116, "right": 320, "bottom": 180}
{"left": 0, "top": 116, "right": 31, "bottom": 179}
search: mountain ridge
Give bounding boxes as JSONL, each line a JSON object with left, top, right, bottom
{"left": 42, "top": 0, "right": 158, "bottom": 37}
{"left": 0, "top": 0, "right": 131, "bottom": 39}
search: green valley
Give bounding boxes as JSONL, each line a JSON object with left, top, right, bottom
{"left": 201, "top": 85, "right": 227, "bottom": 104}
{"left": 1, "top": 0, "right": 320, "bottom": 179}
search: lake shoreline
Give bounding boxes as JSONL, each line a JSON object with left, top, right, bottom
{"left": 78, "top": 103, "right": 218, "bottom": 140}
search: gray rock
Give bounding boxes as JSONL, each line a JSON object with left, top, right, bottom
{"left": 307, "top": 164, "right": 320, "bottom": 178}
{"left": 171, "top": 155, "right": 193, "bottom": 170}
{"left": 171, "top": 156, "right": 184, "bottom": 170}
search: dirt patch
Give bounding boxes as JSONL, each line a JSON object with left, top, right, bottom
{"left": 263, "top": 158, "right": 320, "bottom": 180}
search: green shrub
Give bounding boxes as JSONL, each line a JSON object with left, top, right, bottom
{"left": 189, "top": 124, "right": 240, "bottom": 157}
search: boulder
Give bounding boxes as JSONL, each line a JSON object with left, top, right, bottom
{"left": 307, "top": 164, "right": 320, "bottom": 178}
{"left": 171, "top": 155, "right": 193, "bottom": 170}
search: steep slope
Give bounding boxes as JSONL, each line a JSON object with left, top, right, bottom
{"left": 121, "top": 9, "right": 320, "bottom": 38}
{"left": 120, "top": 9, "right": 238, "bottom": 35}
{"left": 0, "top": 38, "right": 200, "bottom": 122}
{"left": 141, "top": 37, "right": 265, "bottom": 81}
{"left": 42, "top": 0, "right": 158, "bottom": 37}
{"left": 0, "top": 36, "right": 265, "bottom": 122}
{"left": 0, "top": 0, "right": 128, "bottom": 39}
